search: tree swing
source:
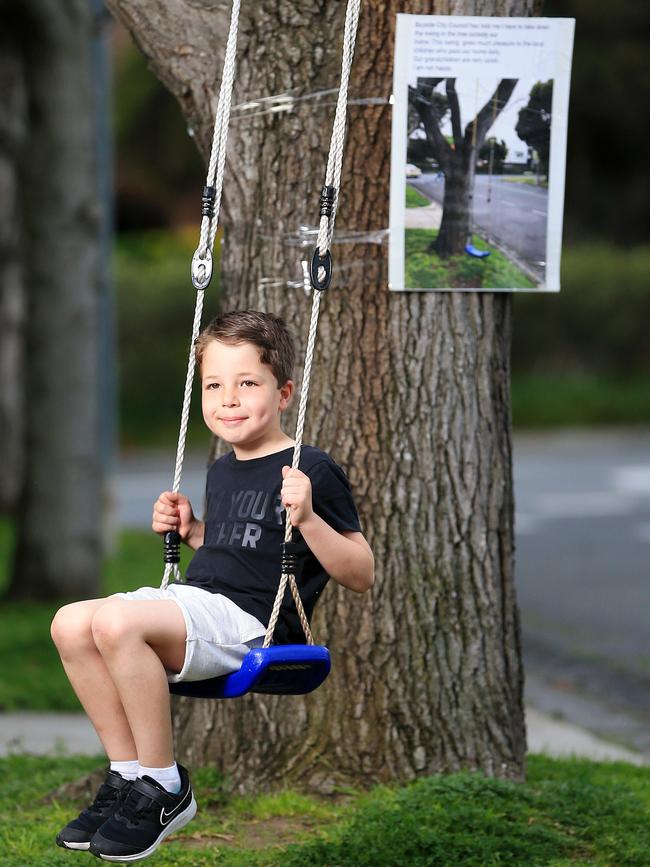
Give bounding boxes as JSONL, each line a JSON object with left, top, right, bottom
{"left": 158, "top": 0, "right": 361, "bottom": 700}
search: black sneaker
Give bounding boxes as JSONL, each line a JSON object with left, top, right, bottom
{"left": 56, "top": 769, "right": 133, "bottom": 851}
{"left": 89, "top": 764, "right": 197, "bottom": 862}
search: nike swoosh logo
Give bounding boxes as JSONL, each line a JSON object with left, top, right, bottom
{"left": 160, "top": 787, "right": 191, "bottom": 825}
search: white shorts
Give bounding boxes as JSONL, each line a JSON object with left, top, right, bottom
{"left": 109, "top": 583, "right": 267, "bottom": 684}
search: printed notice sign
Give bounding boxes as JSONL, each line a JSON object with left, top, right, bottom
{"left": 389, "top": 15, "right": 575, "bottom": 292}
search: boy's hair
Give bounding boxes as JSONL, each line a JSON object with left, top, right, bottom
{"left": 194, "top": 310, "right": 295, "bottom": 387}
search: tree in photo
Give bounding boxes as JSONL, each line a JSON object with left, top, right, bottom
{"left": 409, "top": 77, "right": 517, "bottom": 257}
{"left": 105, "top": 0, "right": 533, "bottom": 795}
{"left": 516, "top": 79, "right": 553, "bottom": 177}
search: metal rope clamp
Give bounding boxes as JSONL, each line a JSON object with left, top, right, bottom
{"left": 191, "top": 248, "right": 213, "bottom": 290}
{"left": 191, "top": 184, "right": 217, "bottom": 290}
{"left": 309, "top": 185, "right": 337, "bottom": 292}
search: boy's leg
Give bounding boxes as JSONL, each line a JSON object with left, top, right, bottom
{"left": 50, "top": 599, "right": 138, "bottom": 760}
{"left": 90, "top": 599, "right": 187, "bottom": 768}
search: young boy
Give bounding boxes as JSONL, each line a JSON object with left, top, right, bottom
{"left": 50, "top": 309, "right": 374, "bottom": 862}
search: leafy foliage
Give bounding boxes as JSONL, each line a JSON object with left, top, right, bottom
{"left": 516, "top": 81, "right": 553, "bottom": 175}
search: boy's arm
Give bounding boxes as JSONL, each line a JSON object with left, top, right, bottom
{"left": 184, "top": 521, "right": 205, "bottom": 551}
{"left": 298, "top": 514, "right": 374, "bottom": 593}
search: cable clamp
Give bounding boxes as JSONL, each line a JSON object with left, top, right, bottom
{"left": 164, "top": 531, "right": 181, "bottom": 565}
{"left": 281, "top": 540, "right": 304, "bottom": 575}
{"left": 201, "top": 185, "right": 217, "bottom": 219}
{"left": 319, "top": 185, "right": 337, "bottom": 219}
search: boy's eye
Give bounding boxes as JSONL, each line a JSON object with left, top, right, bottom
{"left": 242, "top": 380, "right": 257, "bottom": 387}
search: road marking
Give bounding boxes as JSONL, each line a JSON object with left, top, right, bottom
{"left": 533, "top": 491, "right": 633, "bottom": 518}
{"left": 613, "top": 465, "right": 650, "bottom": 495}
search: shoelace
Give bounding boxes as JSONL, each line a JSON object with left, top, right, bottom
{"left": 115, "top": 788, "right": 159, "bottom": 828}
{"left": 82, "top": 781, "right": 129, "bottom": 819}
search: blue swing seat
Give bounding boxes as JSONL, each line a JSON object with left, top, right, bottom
{"left": 465, "top": 243, "right": 491, "bottom": 259}
{"left": 169, "top": 644, "right": 331, "bottom": 699}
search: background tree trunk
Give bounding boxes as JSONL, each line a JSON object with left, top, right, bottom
{"left": 5, "top": 0, "right": 103, "bottom": 600}
{"left": 0, "top": 33, "right": 27, "bottom": 513}
{"left": 107, "top": 0, "right": 539, "bottom": 793}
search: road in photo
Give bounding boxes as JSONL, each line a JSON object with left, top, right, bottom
{"left": 409, "top": 173, "right": 547, "bottom": 278}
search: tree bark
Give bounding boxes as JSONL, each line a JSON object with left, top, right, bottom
{"left": 5, "top": 0, "right": 103, "bottom": 600}
{"left": 107, "top": 0, "right": 539, "bottom": 793}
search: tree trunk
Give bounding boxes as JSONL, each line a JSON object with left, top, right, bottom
{"left": 6, "top": 0, "right": 103, "bottom": 600}
{"left": 107, "top": 0, "right": 538, "bottom": 793}
{"left": 0, "top": 32, "right": 27, "bottom": 513}
{"left": 435, "top": 149, "right": 474, "bottom": 257}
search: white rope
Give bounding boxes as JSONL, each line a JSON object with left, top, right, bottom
{"left": 263, "top": 0, "right": 362, "bottom": 646}
{"left": 160, "top": 0, "right": 241, "bottom": 591}
{"left": 192, "top": 0, "right": 242, "bottom": 288}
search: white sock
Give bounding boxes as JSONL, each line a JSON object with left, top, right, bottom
{"left": 109, "top": 759, "right": 139, "bottom": 781}
{"left": 138, "top": 761, "right": 181, "bottom": 794}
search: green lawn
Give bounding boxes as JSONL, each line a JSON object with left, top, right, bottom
{"left": 405, "top": 227, "right": 536, "bottom": 291}
{"left": 406, "top": 185, "right": 431, "bottom": 208}
{"left": 502, "top": 174, "right": 548, "bottom": 188}
{"left": 0, "top": 753, "right": 647, "bottom": 865}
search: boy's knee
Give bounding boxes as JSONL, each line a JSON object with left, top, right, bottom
{"left": 50, "top": 602, "right": 91, "bottom": 650}
{"left": 91, "top": 602, "right": 132, "bottom": 651}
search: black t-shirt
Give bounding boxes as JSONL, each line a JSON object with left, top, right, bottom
{"left": 183, "top": 445, "right": 362, "bottom": 644}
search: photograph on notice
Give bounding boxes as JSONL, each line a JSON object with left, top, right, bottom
{"left": 389, "top": 16, "right": 575, "bottom": 292}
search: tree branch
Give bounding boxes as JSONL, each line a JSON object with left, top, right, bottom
{"left": 465, "top": 78, "right": 518, "bottom": 152}
{"left": 446, "top": 78, "right": 463, "bottom": 146}
{"left": 408, "top": 80, "right": 451, "bottom": 173}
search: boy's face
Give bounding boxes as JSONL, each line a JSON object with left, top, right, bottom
{"left": 200, "top": 339, "right": 293, "bottom": 451}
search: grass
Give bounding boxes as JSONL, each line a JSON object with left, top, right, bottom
{"left": 405, "top": 185, "right": 431, "bottom": 208}
{"left": 0, "top": 753, "right": 647, "bottom": 865}
{"left": 502, "top": 175, "right": 548, "bottom": 188}
{"left": 405, "top": 227, "right": 536, "bottom": 291}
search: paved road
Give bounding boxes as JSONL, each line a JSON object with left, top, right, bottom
{"left": 410, "top": 173, "right": 547, "bottom": 274}
{"left": 513, "top": 429, "right": 650, "bottom": 754}
{"left": 112, "top": 430, "right": 650, "bottom": 756}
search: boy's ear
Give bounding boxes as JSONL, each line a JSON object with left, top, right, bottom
{"left": 279, "top": 379, "right": 294, "bottom": 409}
